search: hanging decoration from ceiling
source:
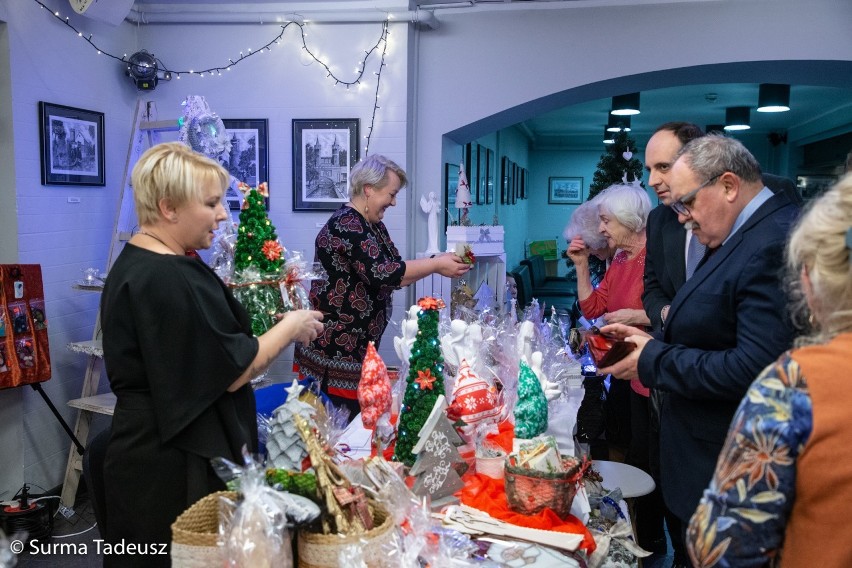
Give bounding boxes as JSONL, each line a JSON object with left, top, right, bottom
{"left": 179, "top": 96, "right": 231, "bottom": 159}
{"left": 29, "top": 0, "right": 390, "bottom": 155}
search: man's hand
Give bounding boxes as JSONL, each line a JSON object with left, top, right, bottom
{"left": 597, "top": 323, "right": 653, "bottom": 380}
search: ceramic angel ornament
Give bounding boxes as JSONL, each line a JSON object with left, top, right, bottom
{"left": 420, "top": 191, "right": 441, "bottom": 255}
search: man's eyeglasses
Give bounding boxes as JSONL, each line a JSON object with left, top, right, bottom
{"left": 670, "top": 174, "right": 722, "bottom": 216}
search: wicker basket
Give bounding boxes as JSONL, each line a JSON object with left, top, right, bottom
{"left": 504, "top": 456, "right": 583, "bottom": 518}
{"left": 170, "top": 490, "right": 237, "bottom": 567}
{"left": 297, "top": 505, "right": 394, "bottom": 568}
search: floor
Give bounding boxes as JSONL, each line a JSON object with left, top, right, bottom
{"left": 13, "top": 492, "right": 102, "bottom": 568}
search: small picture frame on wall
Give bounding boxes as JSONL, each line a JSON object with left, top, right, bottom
{"left": 501, "top": 157, "right": 509, "bottom": 204}
{"left": 444, "top": 162, "right": 459, "bottom": 227}
{"left": 485, "top": 148, "right": 495, "bottom": 204}
{"left": 548, "top": 176, "right": 584, "bottom": 204}
{"left": 292, "top": 118, "right": 359, "bottom": 211}
{"left": 221, "top": 119, "right": 268, "bottom": 211}
{"left": 38, "top": 102, "right": 105, "bottom": 186}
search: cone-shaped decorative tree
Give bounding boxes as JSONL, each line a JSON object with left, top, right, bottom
{"left": 393, "top": 297, "right": 447, "bottom": 467}
{"left": 587, "top": 130, "right": 645, "bottom": 202}
{"left": 231, "top": 182, "right": 286, "bottom": 336}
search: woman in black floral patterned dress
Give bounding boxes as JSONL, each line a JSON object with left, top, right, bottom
{"left": 295, "top": 154, "right": 470, "bottom": 418}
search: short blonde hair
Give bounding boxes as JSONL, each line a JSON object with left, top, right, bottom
{"left": 132, "top": 142, "right": 229, "bottom": 226}
{"left": 787, "top": 172, "right": 852, "bottom": 342}
{"left": 348, "top": 154, "right": 407, "bottom": 199}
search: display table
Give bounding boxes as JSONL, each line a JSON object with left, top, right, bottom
{"left": 592, "top": 461, "right": 655, "bottom": 499}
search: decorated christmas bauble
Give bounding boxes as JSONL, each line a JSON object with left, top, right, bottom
{"left": 358, "top": 342, "right": 392, "bottom": 429}
{"left": 447, "top": 359, "right": 501, "bottom": 427}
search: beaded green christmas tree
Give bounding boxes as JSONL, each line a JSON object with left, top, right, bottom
{"left": 232, "top": 182, "right": 286, "bottom": 336}
{"left": 393, "top": 297, "right": 447, "bottom": 467}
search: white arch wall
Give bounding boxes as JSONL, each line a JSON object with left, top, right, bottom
{"left": 411, "top": 0, "right": 852, "bottom": 260}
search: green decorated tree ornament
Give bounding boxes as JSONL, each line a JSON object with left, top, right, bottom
{"left": 513, "top": 359, "right": 548, "bottom": 439}
{"left": 231, "top": 182, "right": 286, "bottom": 336}
{"left": 393, "top": 297, "right": 447, "bottom": 467}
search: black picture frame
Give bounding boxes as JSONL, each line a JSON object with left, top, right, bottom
{"left": 548, "top": 176, "right": 584, "bottom": 204}
{"left": 520, "top": 168, "right": 528, "bottom": 200}
{"left": 501, "top": 156, "right": 509, "bottom": 204}
{"left": 292, "top": 118, "right": 359, "bottom": 211}
{"left": 511, "top": 162, "right": 518, "bottom": 204}
{"left": 444, "top": 162, "right": 459, "bottom": 228}
{"left": 221, "top": 119, "right": 269, "bottom": 211}
{"left": 485, "top": 148, "right": 495, "bottom": 204}
{"left": 38, "top": 102, "right": 105, "bottom": 186}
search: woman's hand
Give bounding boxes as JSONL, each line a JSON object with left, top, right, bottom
{"left": 603, "top": 308, "right": 651, "bottom": 327}
{"left": 566, "top": 236, "right": 591, "bottom": 265}
{"left": 435, "top": 253, "right": 472, "bottom": 278}
{"left": 277, "top": 309, "right": 325, "bottom": 345}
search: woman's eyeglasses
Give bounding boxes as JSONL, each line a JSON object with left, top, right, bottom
{"left": 670, "top": 174, "right": 723, "bottom": 216}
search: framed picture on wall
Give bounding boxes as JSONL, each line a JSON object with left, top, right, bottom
{"left": 520, "top": 168, "right": 528, "bottom": 199}
{"left": 485, "top": 148, "right": 495, "bottom": 204}
{"left": 444, "top": 162, "right": 459, "bottom": 227}
{"left": 292, "top": 118, "right": 359, "bottom": 211}
{"left": 38, "top": 102, "right": 105, "bottom": 186}
{"left": 548, "top": 176, "right": 584, "bottom": 204}
{"left": 221, "top": 119, "right": 268, "bottom": 211}
{"left": 501, "top": 157, "right": 509, "bottom": 204}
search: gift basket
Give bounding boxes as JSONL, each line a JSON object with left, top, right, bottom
{"left": 170, "top": 490, "right": 237, "bottom": 568}
{"left": 504, "top": 437, "right": 587, "bottom": 519}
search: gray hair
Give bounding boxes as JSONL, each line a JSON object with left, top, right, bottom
{"left": 349, "top": 154, "right": 407, "bottom": 198}
{"left": 786, "top": 172, "right": 852, "bottom": 344}
{"left": 596, "top": 183, "right": 652, "bottom": 233}
{"left": 676, "top": 134, "right": 762, "bottom": 184}
{"left": 564, "top": 198, "right": 608, "bottom": 250}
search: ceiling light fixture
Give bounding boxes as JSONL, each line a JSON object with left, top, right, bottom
{"left": 724, "top": 106, "right": 751, "bottom": 131}
{"left": 757, "top": 83, "right": 791, "bottom": 112}
{"left": 611, "top": 92, "right": 640, "bottom": 116}
{"left": 603, "top": 128, "right": 615, "bottom": 144}
{"left": 606, "top": 115, "right": 631, "bottom": 132}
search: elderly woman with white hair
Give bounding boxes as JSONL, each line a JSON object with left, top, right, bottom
{"left": 567, "top": 182, "right": 665, "bottom": 552}
{"left": 563, "top": 196, "right": 614, "bottom": 288}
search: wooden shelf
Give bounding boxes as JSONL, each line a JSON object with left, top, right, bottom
{"left": 67, "top": 340, "right": 103, "bottom": 358}
{"left": 67, "top": 393, "right": 116, "bottom": 416}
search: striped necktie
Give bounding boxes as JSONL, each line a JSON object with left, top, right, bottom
{"left": 685, "top": 233, "right": 706, "bottom": 279}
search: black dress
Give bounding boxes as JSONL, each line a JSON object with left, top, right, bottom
{"left": 100, "top": 244, "right": 259, "bottom": 567}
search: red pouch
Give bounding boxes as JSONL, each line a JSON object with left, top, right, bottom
{"left": 581, "top": 327, "right": 636, "bottom": 368}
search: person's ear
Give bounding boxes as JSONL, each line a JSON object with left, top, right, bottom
{"left": 721, "top": 172, "right": 740, "bottom": 203}
{"left": 158, "top": 198, "right": 179, "bottom": 222}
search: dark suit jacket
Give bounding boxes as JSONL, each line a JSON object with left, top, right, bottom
{"left": 637, "top": 192, "right": 799, "bottom": 522}
{"left": 642, "top": 205, "right": 684, "bottom": 332}
{"left": 642, "top": 173, "right": 801, "bottom": 333}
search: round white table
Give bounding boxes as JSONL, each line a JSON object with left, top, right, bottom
{"left": 593, "top": 460, "right": 655, "bottom": 499}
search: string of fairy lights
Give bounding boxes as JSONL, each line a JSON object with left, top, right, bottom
{"left": 30, "top": 0, "right": 390, "bottom": 155}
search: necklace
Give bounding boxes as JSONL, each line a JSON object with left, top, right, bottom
{"left": 138, "top": 231, "right": 177, "bottom": 254}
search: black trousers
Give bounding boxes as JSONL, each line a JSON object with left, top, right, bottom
{"left": 626, "top": 388, "right": 667, "bottom": 550}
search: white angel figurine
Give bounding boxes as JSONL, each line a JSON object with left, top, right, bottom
{"left": 530, "top": 351, "right": 562, "bottom": 402}
{"left": 440, "top": 319, "right": 469, "bottom": 370}
{"left": 419, "top": 191, "right": 441, "bottom": 255}
{"left": 393, "top": 305, "right": 421, "bottom": 365}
